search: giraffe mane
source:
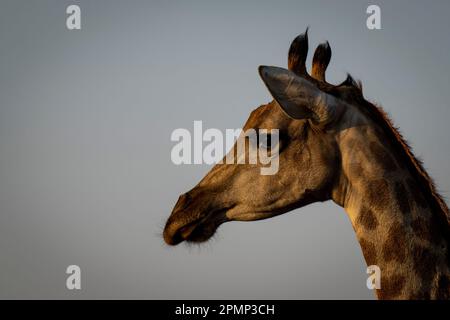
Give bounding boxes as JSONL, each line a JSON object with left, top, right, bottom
{"left": 356, "top": 95, "right": 450, "bottom": 230}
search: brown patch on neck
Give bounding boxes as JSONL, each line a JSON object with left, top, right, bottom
{"left": 412, "top": 245, "right": 438, "bottom": 285}
{"left": 357, "top": 206, "right": 378, "bottom": 231}
{"left": 405, "top": 177, "right": 428, "bottom": 209}
{"left": 376, "top": 273, "right": 406, "bottom": 299}
{"left": 436, "top": 274, "right": 450, "bottom": 299}
{"left": 348, "top": 161, "right": 364, "bottom": 181}
{"left": 365, "top": 179, "right": 391, "bottom": 210}
{"left": 359, "top": 238, "right": 377, "bottom": 266}
{"left": 393, "top": 182, "right": 411, "bottom": 214}
{"left": 382, "top": 224, "right": 407, "bottom": 263}
{"left": 368, "top": 141, "right": 398, "bottom": 172}
{"left": 411, "top": 216, "right": 442, "bottom": 245}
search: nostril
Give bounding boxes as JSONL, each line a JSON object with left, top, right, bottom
{"left": 174, "top": 193, "right": 192, "bottom": 211}
{"left": 165, "top": 192, "right": 195, "bottom": 245}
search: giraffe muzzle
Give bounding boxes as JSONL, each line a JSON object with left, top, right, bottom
{"left": 163, "top": 197, "right": 231, "bottom": 245}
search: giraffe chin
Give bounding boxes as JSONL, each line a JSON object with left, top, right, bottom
{"left": 180, "top": 221, "right": 219, "bottom": 244}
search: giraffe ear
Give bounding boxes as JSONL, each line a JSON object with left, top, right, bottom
{"left": 258, "top": 65, "right": 338, "bottom": 123}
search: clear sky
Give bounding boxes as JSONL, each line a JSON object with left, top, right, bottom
{"left": 0, "top": 0, "right": 449, "bottom": 298}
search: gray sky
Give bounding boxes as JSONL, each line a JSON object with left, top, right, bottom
{"left": 0, "top": 0, "right": 449, "bottom": 299}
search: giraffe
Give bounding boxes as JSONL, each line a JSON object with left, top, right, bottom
{"left": 163, "top": 30, "right": 450, "bottom": 299}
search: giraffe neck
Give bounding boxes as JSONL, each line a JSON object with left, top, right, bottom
{"left": 332, "top": 110, "right": 450, "bottom": 299}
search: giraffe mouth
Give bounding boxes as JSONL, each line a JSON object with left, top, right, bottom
{"left": 163, "top": 207, "right": 230, "bottom": 245}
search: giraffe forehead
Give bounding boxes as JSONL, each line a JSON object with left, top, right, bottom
{"left": 244, "top": 103, "right": 291, "bottom": 131}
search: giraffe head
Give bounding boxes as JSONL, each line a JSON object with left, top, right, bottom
{"left": 163, "top": 30, "right": 366, "bottom": 245}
